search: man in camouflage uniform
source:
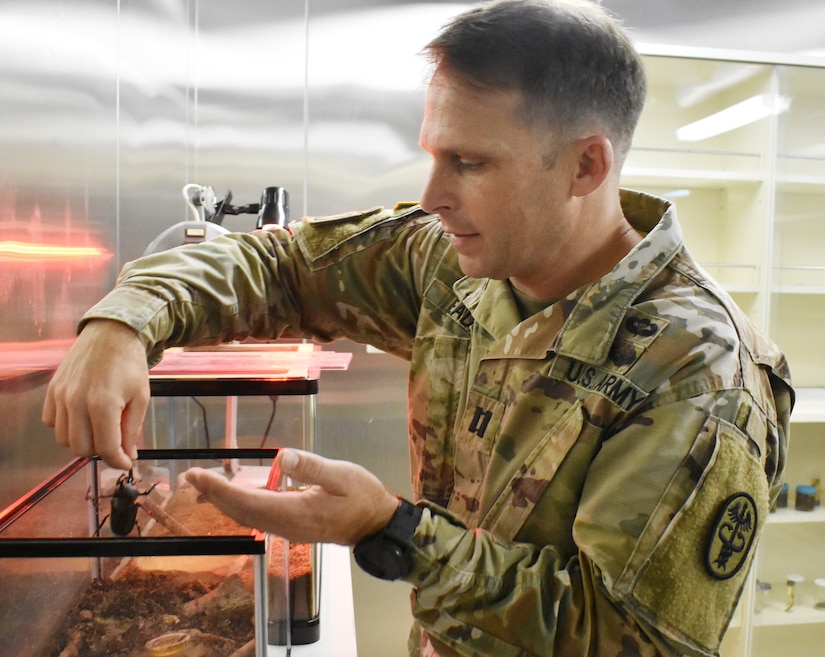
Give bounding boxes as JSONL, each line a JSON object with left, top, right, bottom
{"left": 44, "top": 1, "right": 793, "bottom": 656}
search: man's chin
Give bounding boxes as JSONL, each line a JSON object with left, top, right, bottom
{"left": 456, "top": 256, "right": 491, "bottom": 280}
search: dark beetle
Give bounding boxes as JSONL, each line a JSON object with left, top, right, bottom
{"left": 95, "top": 469, "right": 158, "bottom": 536}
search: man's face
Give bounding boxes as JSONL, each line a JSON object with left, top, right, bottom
{"left": 418, "top": 69, "right": 578, "bottom": 297}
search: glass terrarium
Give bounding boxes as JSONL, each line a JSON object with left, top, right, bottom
{"left": 0, "top": 448, "right": 290, "bottom": 657}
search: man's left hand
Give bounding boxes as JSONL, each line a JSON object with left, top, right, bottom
{"left": 185, "top": 449, "right": 400, "bottom": 545}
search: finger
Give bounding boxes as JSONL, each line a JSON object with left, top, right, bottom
{"left": 52, "top": 405, "right": 69, "bottom": 448}
{"left": 44, "top": 320, "right": 149, "bottom": 467}
{"left": 65, "top": 403, "right": 94, "bottom": 458}
{"left": 89, "top": 401, "right": 133, "bottom": 471}
{"left": 121, "top": 390, "right": 149, "bottom": 462}
{"left": 41, "top": 385, "right": 56, "bottom": 428}
{"left": 277, "top": 449, "right": 351, "bottom": 496}
{"left": 276, "top": 450, "right": 400, "bottom": 542}
{"left": 186, "top": 468, "right": 290, "bottom": 534}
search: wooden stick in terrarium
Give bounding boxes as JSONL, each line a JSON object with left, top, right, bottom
{"left": 138, "top": 496, "right": 196, "bottom": 536}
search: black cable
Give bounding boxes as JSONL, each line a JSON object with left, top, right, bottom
{"left": 190, "top": 397, "right": 211, "bottom": 449}
{"left": 259, "top": 396, "right": 278, "bottom": 449}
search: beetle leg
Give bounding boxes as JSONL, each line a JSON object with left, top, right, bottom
{"left": 94, "top": 514, "right": 110, "bottom": 537}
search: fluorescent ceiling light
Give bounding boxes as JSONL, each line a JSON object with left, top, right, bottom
{"left": 662, "top": 189, "right": 691, "bottom": 199}
{"left": 676, "top": 93, "right": 791, "bottom": 142}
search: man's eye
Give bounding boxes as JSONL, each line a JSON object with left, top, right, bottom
{"left": 457, "top": 159, "right": 484, "bottom": 171}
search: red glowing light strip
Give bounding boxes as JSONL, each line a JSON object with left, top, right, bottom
{"left": 149, "top": 345, "right": 353, "bottom": 379}
{"left": 0, "top": 240, "right": 110, "bottom": 261}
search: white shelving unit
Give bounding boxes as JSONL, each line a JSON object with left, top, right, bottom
{"left": 627, "top": 46, "right": 825, "bottom": 657}
{"left": 788, "top": 389, "right": 825, "bottom": 424}
{"left": 754, "top": 605, "right": 825, "bottom": 629}
{"left": 768, "top": 507, "right": 825, "bottom": 525}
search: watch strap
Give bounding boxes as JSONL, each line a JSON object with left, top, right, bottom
{"left": 353, "top": 497, "right": 423, "bottom": 580}
{"left": 383, "top": 497, "right": 423, "bottom": 545}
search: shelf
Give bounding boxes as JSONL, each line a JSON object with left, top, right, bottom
{"left": 753, "top": 601, "right": 825, "bottom": 627}
{"left": 776, "top": 156, "right": 825, "bottom": 193}
{"left": 776, "top": 175, "right": 825, "bottom": 194}
{"left": 622, "top": 166, "right": 763, "bottom": 187}
{"left": 622, "top": 145, "right": 765, "bottom": 189}
{"left": 771, "top": 267, "right": 825, "bottom": 295}
{"left": 768, "top": 507, "right": 825, "bottom": 525}
{"left": 790, "top": 388, "right": 825, "bottom": 423}
{"left": 772, "top": 286, "right": 825, "bottom": 295}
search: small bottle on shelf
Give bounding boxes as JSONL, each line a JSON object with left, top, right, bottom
{"left": 786, "top": 574, "right": 804, "bottom": 612}
{"left": 795, "top": 485, "right": 817, "bottom": 512}
{"left": 815, "top": 578, "right": 825, "bottom": 611}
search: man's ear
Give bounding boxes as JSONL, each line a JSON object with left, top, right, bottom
{"left": 570, "top": 135, "right": 614, "bottom": 197}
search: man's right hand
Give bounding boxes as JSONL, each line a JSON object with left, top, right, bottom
{"left": 42, "top": 319, "right": 150, "bottom": 471}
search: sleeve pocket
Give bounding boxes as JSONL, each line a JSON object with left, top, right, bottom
{"left": 619, "top": 417, "right": 769, "bottom": 654}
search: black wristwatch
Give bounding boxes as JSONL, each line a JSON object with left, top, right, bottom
{"left": 353, "top": 497, "right": 423, "bottom": 581}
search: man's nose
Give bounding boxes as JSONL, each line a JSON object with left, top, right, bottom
{"left": 419, "top": 164, "right": 451, "bottom": 215}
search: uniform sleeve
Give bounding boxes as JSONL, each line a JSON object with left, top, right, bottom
{"left": 406, "top": 507, "right": 676, "bottom": 657}
{"left": 404, "top": 393, "right": 783, "bottom": 657}
{"left": 80, "top": 208, "right": 448, "bottom": 364}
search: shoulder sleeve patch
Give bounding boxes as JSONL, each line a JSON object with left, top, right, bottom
{"left": 627, "top": 418, "right": 768, "bottom": 652}
{"left": 705, "top": 492, "right": 757, "bottom": 580}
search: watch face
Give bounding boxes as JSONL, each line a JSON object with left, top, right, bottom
{"left": 354, "top": 536, "right": 409, "bottom": 581}
{"left": 354, "top": 498, "right": 422, "bottom": 580}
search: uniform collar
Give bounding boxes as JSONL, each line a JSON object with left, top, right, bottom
{"left": 451, "top": 189, "right": 683, "bottom": 363}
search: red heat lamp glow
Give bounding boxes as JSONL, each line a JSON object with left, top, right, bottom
{"left": 0, "top": 240, "right": 112, "bottom": 264}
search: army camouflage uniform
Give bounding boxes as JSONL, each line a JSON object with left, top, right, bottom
{"left": 84, "top": 189, "right": 793, "bottom": 657}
